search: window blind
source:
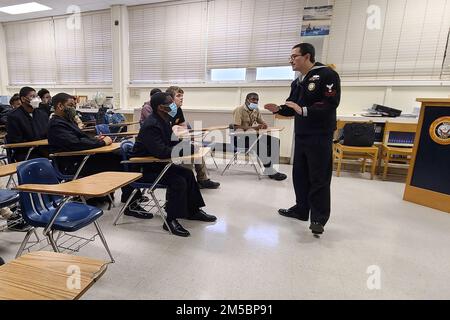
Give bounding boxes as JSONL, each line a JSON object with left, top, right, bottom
{"left": 128, "top": 0, "right": 208, "bottom": 83}
{"left": 4, "top": 18, "right": 56, "bottom": 85}
{"left": 53, "top": 10, "right": 112, "bottom": 85}
{"left": 325, "top": 0, "right": 450, "bottom": 80}
{"left": 207, "top": 0, "right": 304, "bottom": 69}
{"left": 4, "top": 10, "right": 112, "bottom": 86}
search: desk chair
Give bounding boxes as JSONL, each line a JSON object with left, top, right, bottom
{"left": 222, "top": 128, "right": 263, "bottom": 179}
{"left": 381, "top": 122, "right": 417, "bottom": 180}
{"left": 95, "top": 124, "right": 111, "bottom": 135}
{"left": 0, "top": 189, "right": 22, "bottom": 231}
{"left": 186, "top": 123, "right": 218, "bottom": 170}
{"left": 114, "top": 141, "right": 171, "bottom": 232}
{"left": 95, "top": 124, "right": 130, "bottom": 143}
{"left": 3, "top": 136, "right": 15, "bottom": 164}
{"left": 15, "top": 158, "right": 114, "bottom": 262}
{"left": 333, "top": 120, "right": 379, "bottom": 180}
{"left": 0, "top": 145, "right": 7, "bottom": 165}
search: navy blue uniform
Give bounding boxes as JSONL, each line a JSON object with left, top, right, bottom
{"left": 48, "top": 115, "right": 133, "bottom": 201}
{"left": 277, "top": 63, "right": 341, "bottom": 225}
{"left": 6, "top": 106, "right": 49, "bottom": 162}
{"left": 132, "top": 113, "right": 205, "bottom": 220}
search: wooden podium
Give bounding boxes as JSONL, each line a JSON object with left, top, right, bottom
{"left": 403, "top": 98, "right": 450, "bottom": 213}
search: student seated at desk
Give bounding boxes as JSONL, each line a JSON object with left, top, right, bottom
{"left": 140, "top": 88, "right": 161, "bottom": 125}
{"left": 232, "top": 92, "right": 287, "bottom": 181}
{"left": 9, "top": 94, "right": 21, "bottom": 109}
{"left": 37, "top": 88, "right": 52, "bottom": 117}
{"left": 131, "top": 92, "right": 217, "bottom": 237}
{"left": 6, "top": 86, "right": 49, "bottom": 162}
{"left": 166, "top": 86, "right": 220, "bottom": 189}
{"left": 47, "top": 93, "right": 150, "bottom": 217}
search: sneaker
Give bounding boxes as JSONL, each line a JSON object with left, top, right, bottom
{"left": 7, "top": 216, "right": 32, "bottom": 232}
{"left": 269, "top": 172, "right": 287, "bottom": 181}
{"left": 121, "top": 194, "right": 150, "bottom": 204}
{"left": 309, "top": 222, "right": 324, "bottom": 235}
{"left": 0, "top": 257, "right": 4, "bottom": 266}
{"left": 124, "top": 204, "right": 154, "bottom": 219}
{"left": 198, "top": 179, "right": 220, "bottom": 189}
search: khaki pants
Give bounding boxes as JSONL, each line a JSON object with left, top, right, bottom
{"left": 182, "top": 157, "right": 208, "bottom": 182}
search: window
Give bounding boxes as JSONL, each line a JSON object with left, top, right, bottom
{"left": 4, "top": 10, "right": 112, "bottom": 86}
{"left": 441, "top": 29, "right": 450, "bottom": 80}
{"left": 207, "top": 0, "right": 304, "bottom": 69}
{"left": 128, "top": 1, "right": 208, "bottom": 83}
{"left": 256, "top": 66, "right": 295, "bottom": 81}
{"left": 325, "top": 0, "right": 450, "bottom": 80}
{"left": 53, "top": 11, "right": 112, "bottom": 85}
{"left": 211, "top": 68, "right": 246, "bottom": 81}
{"left": 4, "top": 18, "right": 56, "bottom": 85}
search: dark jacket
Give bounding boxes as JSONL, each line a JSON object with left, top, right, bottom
{"left": 277, "top": 62, "right": 341, "bottom": 136}
{"left": 6, "top": 106, "right": 49, "bottom": 161}
{"left": 48, "top": 115, "right": 105, "bottom": 153}
{"left": 48, "top": 115, "right": 107, "bottom": 175}
{"left": 132, "top": 113, "right": 192, "bottom": 160}
{"left": 0, "top": 104, "right": 13, "bottom": 125}
{"left": 38, "top": 103, "right": 52, "bottom": 118}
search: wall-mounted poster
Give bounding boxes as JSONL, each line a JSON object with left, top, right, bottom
{"left": 301, "top": 5, "right": 333, "bottom": 37}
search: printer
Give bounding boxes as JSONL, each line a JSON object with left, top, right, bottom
{"left": 372, "top": 104, "right": 402, "bottom": 117}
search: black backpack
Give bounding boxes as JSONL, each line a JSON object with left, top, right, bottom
{"left": 95, "top": 106, "right": 108, "bottom": 124}
{"left": 343, "top": 122, "right": 375, "bottom": 147}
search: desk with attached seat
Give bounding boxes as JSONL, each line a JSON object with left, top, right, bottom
{"left": 115, "top": 147, "right": 211, "bottom": 226}
{"left": 3, "top": 139, "right": 49, "bottom": 161}
{"left": 50, "top": 143, "right": 121, "bottom": 180}
{"left": 14, "top": 171, "right": 142, "bottom": 260}
{"left": 222, "top": 127, "right": 284, "bottom": 179}
{"left": 0, "top": 251, "right": 107, "bottom": 300}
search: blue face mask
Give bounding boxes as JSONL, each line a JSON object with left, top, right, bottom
{"left": 248, "top": 103, "right": 258, "bottom": 111}
{"left": 167, "top": 102, "right": 178, "bottom": 118}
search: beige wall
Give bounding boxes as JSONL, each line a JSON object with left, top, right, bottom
{"left": 4, "top": 84, "right": 449, "bottom": 158}
{"left": 128, "top": 84, "right": 450, "bottom": 114}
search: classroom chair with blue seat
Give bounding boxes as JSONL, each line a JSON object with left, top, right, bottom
{"left": 114, "top": 141, "right": 171, "bottom": 233}
{"left": 15, "top": 158, "right": 114, "bottom": 262}
{"left": 95, "top": 124, "right": 130, "bottom": 143}
{"left": 186, "top": 122, "right": 218, "bottom": 170}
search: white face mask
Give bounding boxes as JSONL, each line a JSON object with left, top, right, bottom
{"left": 248, "top": 103, "right": 258, "bottom": 111}
{"left": 30, "top": 97, "right": 41, "bottom": 109}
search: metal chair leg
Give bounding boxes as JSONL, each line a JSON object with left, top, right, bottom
{"left": 249, "top": 153, "right": 262, "bottom": 180}
{"left": 113, "top": 188, "right": 138, "bottom": 226}
{"left": 107, "top": 194, "right": 115, "bottom": 209}
{"left": 211, "top": 154, "right": 219, "bottom": 169}
{"left": 94, "top": 220, "right": 115, "bottom": 263}
{"left": 150, "top": 191, "right": 171, "bottom": 234}
{"left": 47, "top": 230, "right": 60, "bottom": 253}
{"left": 222, "top": 152, "right": 238, "bottom": 175}
{"left": 15, "top": 228, "right": 35, "bottom": 258}
{"left": 32, "top": 228, "right": 40, "bottom": 242}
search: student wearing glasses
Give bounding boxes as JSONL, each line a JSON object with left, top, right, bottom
{"left": 166, "top": 86, "right": 221, "bottom": 190}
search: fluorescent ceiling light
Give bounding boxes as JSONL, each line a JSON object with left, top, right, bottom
{"left": 0, "top": 2, "right": 52, "bottom": 15}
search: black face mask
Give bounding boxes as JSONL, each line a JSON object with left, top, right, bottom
{"left": 62, "top": 105, "right": 77, "bottom": 123}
